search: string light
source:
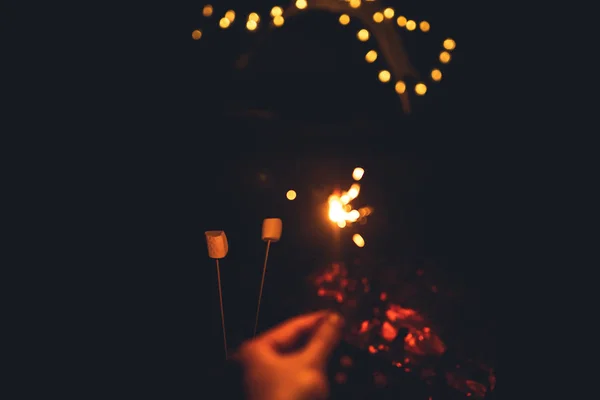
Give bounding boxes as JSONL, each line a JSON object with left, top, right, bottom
{"left": 225, "top": 10, "right": 236, "bottom": 22}
{"left": 194, "top": 4, "right": 457, "bottom": 103}
{"left": 373, "top": 12, "right": 384, "bottom": 23}
{"left": 395, "top": 81, "right": 406, "bottom": 94}
{"left": 357, "top": 29, "right": 369, "bottom": 41}
{"left": 365, "top": 50, "right": 377, "bottom": 63}
{"left": 219, "top": 17, "right": 230, "bottom": 28}
{"left": 339, "top": 14, "right": 350, "bottom": 25}
{"left": 270, "top": 6, "right": 283, "bottom": 17}
{"left": 273, "top": 15, "right": 284, "bottom": 27}
{"left": 439, "top": 51, "right": 451, "bottom": 63}
{"left": 443, "top": 38, "right": 456, "bottom": 50}
{"left": 202, "top": 5, "right": 213, "bottom": 17}
{"left": 378, "top": 70, "right": 391, "bottom": 83}
{"left": 246, "top": 20, "right": 257, "bottom": 31}
{"left": 295, "top": 0, "right": 308, "bottom": 10}
{"left": 349, "top": 0, "right": 361, "bottom": 8}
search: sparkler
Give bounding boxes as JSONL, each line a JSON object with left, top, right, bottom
{"left": 327, "top": 167, "right": 373, "bottom": 247}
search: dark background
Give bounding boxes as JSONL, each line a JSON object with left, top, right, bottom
{"left": 5, "top": 0, "right": 500, "bottom": 397}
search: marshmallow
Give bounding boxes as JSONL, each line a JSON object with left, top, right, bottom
{"left": 262, "top": 218, "right": 282, "bottom": 242}
{"left": 205, "top": 231, "right": 229, "bottom": 259}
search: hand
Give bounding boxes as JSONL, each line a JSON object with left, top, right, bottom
{"left": 237, "top": 311, "right": 344, "bottom": 400}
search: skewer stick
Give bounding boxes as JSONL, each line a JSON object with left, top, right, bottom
{"left": 215, "top": 259, "right": 228, "bottom": 359}
{"left": 254, "top": 240, "right": 271, "bottom": 337}
{"left": 254, "top": 218, "right": 282, "bottom": 337}
{"left": 205, "top": 230, "right": 229, "bottom": 360}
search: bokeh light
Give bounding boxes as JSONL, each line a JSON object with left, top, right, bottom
{"left": 357, "top": 29, "right": 370, "bottom": 41}
{"left": 225, "top": 10, "right": 235, "bottom": 22}
{"left": 395, "top": 81, "right": 406, "bottom": 94}
{"left": 419, "top": 21, "right": 430, "bottom": 32}
{"left": 219, "top": 18, "right": 230, "bottom": 28}
{"left": 378, "top": 70, "right": 391, "bottom": 83}
{"left": 352, "top": 233, "right": 365, "bottom": 247}
{"left": 248, "top": 12, "right": 260, "bottom": 22}
{"left": 415, "top": 83, "right": 427, "bottom": 95}
{"left": 270, "top": 6, "right": 283, "bottom": 17}
{"left": 431, "top": 69, "right": 442, "bottom": 81}
{"left": 396, "top": 16, "right": 407, "bottom": 27}
{"left": 349, "top": 0, "right": 361, "bottom": 8}
{"left": 439, "top": 51, "right": 451, "bottom": 63}
{"left": 383, "top": 7, "right": 395, "bottom": 19}
{"left": 246, "top": 20, "right": 257, "bottom": 31}
{"left": 202, "top": 5, "right": 213, "bottom": 17}
{"left": 295, "top": 0, "right": 307, "bottom": 10}
{"left": 365, "top": 50, "right": 377, "bottom": 63}
{"left": 352, "top": 167, "right": 365, "bottom": 181}
{"left": 273, "top": 15, "right": 284, "bottom": 27}
{"left": 373, "top": 12, "right": 384, "bottom": 23}
{"left": 286, "top": 190, "right": 297, "bottom": 200}
{"left": 443, "top": 38, "right": 456, "bottom": 50}
{"left": 339, "top": 14, "right": 350, "bottom": 25}
{"left": 191, "top": 29, "right": 202, "bottom": 40}
{"left": 406, "top": 20, "right": 416, "bottom": 31}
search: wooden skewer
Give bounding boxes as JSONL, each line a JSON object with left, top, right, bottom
{"left": 215, "top": 259, "right": 228, "bottom": 359}
{"left": 253, "top": 240, "right": 271, "bottom": 337}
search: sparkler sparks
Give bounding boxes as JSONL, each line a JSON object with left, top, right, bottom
{"left": 327, "top": 167, "right": 373, "bottom": 246}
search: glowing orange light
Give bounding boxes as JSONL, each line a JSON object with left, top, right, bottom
{"left": 395, "top": 81, "right": 406, "bottom": 94}
{"left": 357, "top": 29, "right": 369, "bottom": 41}
{"left": 352, "top": 167, "right": 364, "bottom": 180}
{"left": 246, "top": 20, "right": 257, "bottom": 31}
{"left": 225, "top": 10, "right": 236, "bottom": 22}
{"left": 248, "top": 12, "right": 260, "bottom": 22}
{"left": 439, "top": 51, "right": 451, "bottom": 63}
{"left": 443, "top": 38, "right": 456, "bottom": 50}
{"left": 202, "top": 5, "right": 213, "bottom": 17}
{"left": 219, "top": 17, "right": 230, "bottom": 28}
{"left": 352, "top": 233, "right": 365, "bottom": 247}
{"left": 270, "top": 6, "right": 283, "bottom": 17}
{"left": 295, "top": 0, "right": 307, "bottom": 10}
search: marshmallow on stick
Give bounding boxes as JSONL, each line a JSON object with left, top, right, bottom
{"left": 205, "top": 230, "right": 229, "bottom": 259}
{"left": 262, "top": 218, "right": 282, "bottom": 242}
{"left": 205, "top": 230, "right": 229, "bottom": 359}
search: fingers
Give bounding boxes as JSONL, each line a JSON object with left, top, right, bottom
{"left": 303, "top": 313, "right": 344, "bottom": 366}
{"left": 258, "top": 311, "right": 328, "bottom": 350}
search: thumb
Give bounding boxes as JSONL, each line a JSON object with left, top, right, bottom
{"left": 303, "top": 313, "right": 344, "bottom": 366}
